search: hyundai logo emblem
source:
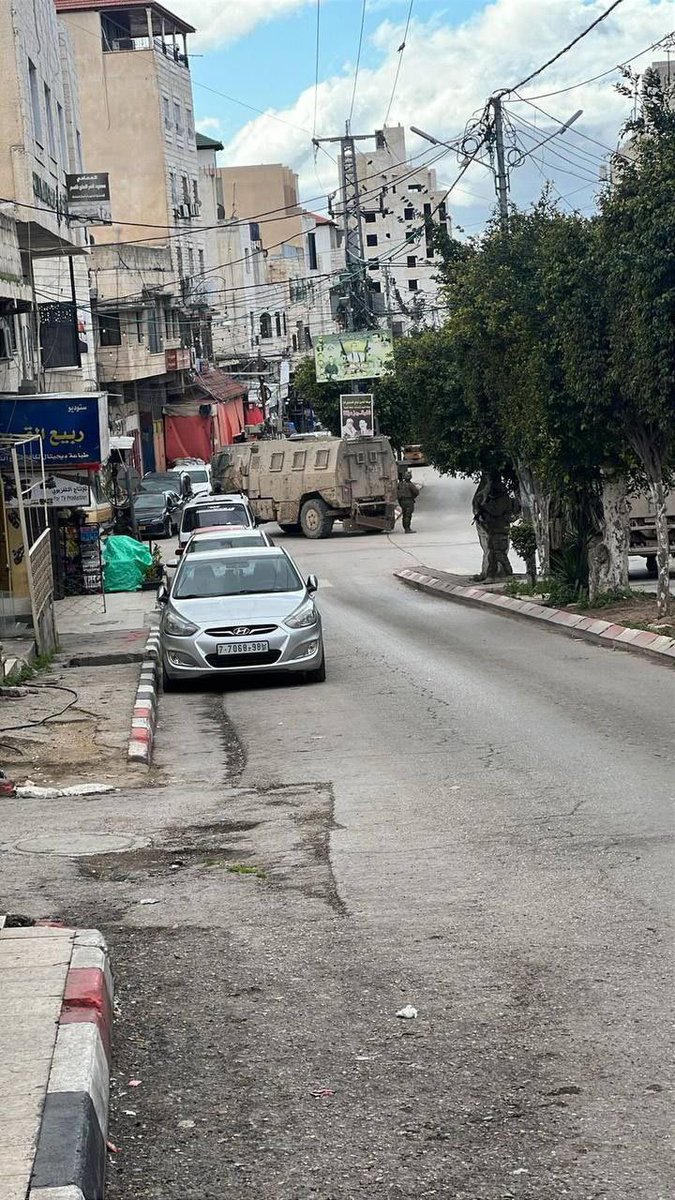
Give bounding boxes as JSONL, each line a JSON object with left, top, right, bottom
{"left": 233, "top": 626, "right": 249, "bottom": 636}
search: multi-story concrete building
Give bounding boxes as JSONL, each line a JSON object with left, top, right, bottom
{"left": 298, "top": 210, "right": 344, "bottom": 349}
{"left": 351, "top": 125, "right": 451, "bottom": 334}
{"left": 0, "top": 0, "right": 96, "bottom": 392}
{"left": 54, "top": 0, "right": 211, "bottom": 469}
{"left": 218, "top": 163, "right": 303, "bottom": 254}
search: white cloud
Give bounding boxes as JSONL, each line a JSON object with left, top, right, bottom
{"left": 216, "top": 0, "right": 673, "bottom": 224}
{"left": 196, "top": 116, "right": 223, "bottom": 134}
{"left": 168, "top": 0, "right": 313, "bottom": 49}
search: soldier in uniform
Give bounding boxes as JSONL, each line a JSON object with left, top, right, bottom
{"left": 397, "top": 469, "right": 420, "bottom": 534}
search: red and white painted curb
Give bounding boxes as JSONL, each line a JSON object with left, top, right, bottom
{"left": 128, "top": 625, "right": 160, "bottom": 766}
{"left": 395, "top": 568, "right": 675, "bottom": 666}
{"left": 29, "top": 928, "right": 113, "bottom": 1200}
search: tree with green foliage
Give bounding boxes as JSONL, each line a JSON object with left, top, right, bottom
{"left": 598, "top": 66, "right": 675, "bottom": 615}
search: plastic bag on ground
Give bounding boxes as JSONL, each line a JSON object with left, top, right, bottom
{"left": 103, "top": 535, "right": 153, "bottom": 593}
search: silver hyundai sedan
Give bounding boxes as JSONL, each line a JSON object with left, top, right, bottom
{"left": 159, "top": 546, "right": 325, "bottom": 689}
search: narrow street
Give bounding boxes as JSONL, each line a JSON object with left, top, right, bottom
{"left": 3, "top": 475, "right": 673, "bottom": 1199}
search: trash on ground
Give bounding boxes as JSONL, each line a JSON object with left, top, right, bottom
{"left": 128, "top": 1079, "right": 142, "bottom": 1087}
{"left": 139, "top": 898, "right": 160, "bottom": 905}
{"left": 0, "top": 771, "right": 16, "bottom": 797}
{"left": 396, "top": 1004, "right": 418, "bottom": 1019}
{"left": 16, "top": 781, "right": 116, "bottom": 799}
{"left": 122, "top": 1109, "right": 137, "bottom": 1116}
{"left": 178, "top": 1119, "right": 195, "bottom": 1128}
{"left": 106, "top": 1141, "right": 120, "bottom": 1153}
{"left": 310, "top": 1087, "right": 335, "bottom": 1098}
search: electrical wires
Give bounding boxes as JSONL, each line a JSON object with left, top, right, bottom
{"left": 312, "top": 0, "right": 321, "bottom": 140}
{"left": 509, "top": 32, "right": 674, "bottom": 103}
{"left": 348, "top": 0, "right": 368, "bottom": 126}
{"left": 383, "top": 0, "right": 414, "bottom": 127}
{"left": 506, "top": 0, "right": 626, "bottom": 95}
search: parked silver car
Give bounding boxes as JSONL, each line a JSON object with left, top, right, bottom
{"left": 159, "top": 546, "right": 325, "bottom": 689}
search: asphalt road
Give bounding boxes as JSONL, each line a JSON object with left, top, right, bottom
{"left": 3, "top": 471, "right": 673, "bottom": 1200}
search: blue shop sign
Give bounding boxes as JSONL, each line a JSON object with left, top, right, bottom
{"left": 0, "top": 393, "right": 109, "bottom": 467}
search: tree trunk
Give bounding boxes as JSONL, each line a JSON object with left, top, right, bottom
{"left": 517, "top": 463, "right": 550, "bottom": 577}
{"left": 588, "top": 472, "right": 630, "bottom": 604}
{"left": 646, "top": 475, "right": 671, "bottom": 618}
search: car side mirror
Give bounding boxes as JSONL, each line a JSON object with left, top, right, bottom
{"left": 307, "top": 574, "right": 318, "bottom": 593}
{"left": 157, "top": 583, "right": 169, "bottom": 604}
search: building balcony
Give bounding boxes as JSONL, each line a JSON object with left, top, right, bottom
{"left": 96, "top": 341, "right": 168, "bottom": 383}
{"left": 103, "top": 35, "right": 189, "bottom": 68}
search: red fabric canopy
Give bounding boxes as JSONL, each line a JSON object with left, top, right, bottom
{"left": 164, "top": 414, "right": 212, "bottom": 463}
{"left": 164, "top": 397, "right": 246, "bottom": 463}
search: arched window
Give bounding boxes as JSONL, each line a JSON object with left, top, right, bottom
{"left": 260, "top": 312, "right": 272, "bottom": 339}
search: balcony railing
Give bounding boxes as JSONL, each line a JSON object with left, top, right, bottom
{"left": 103, "top": 35, "right": 189, "bottom": 68}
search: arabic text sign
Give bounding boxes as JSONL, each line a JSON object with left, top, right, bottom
{"left": 314, "top": 330, "right": 393, "bottom": 383}
{"left": 340, "top": 394, "right": 374, "bottom": 439}
{"left": 0, "top": 395, "right": 107, "bottom": 466}
{"left": 66, "top": 172, "right": 112, "bottom": 225}
{"left": 24, "top": 475, "right": 91, "bottom": 508}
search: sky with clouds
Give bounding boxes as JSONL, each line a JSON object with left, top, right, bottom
{"left": 169, "top": 0, "right": 674, "bottom": 231}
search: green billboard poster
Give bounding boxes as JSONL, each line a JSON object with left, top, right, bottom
{"left": 314, "top": 330, "right": 393, "bottom": 382}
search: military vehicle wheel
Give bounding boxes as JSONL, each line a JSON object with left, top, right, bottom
{"left": 300, "top": 498, "right": 333, "bottom": 539}
{"left": 646, "top": 554, "right": 658, "bottom": 578}
{"left": 279, "top": 522, "right": 302, "bottom": 534}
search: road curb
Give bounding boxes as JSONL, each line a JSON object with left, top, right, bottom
{"left": 394, "top": 568, "right": 675, "bottom": 667}
{"left": 127, "top": 625, "right": 160, "bottom": 765}
{"left": 29, "top": 929, "right": 113, "bottom": 1200}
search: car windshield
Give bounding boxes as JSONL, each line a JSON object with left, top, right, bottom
{"left": 174, "top": 555, "right": 303, "bottom": 598}
{"left": 179, "top": 469, "right": 208, "bottom": 483}
{"left": 182, "top": 505, "right": 250, "bottom": 533}
{"left": 140, "top": 479, "right": 171, "bottom": 494}
{"left": 134, "top": 494, "right": 165, "bottom": 510}
{"left": 186, "top": 534, "right": 264, "bottom": 553}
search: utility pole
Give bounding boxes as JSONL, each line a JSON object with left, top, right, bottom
{"left": 489, "top": 94, "right": 509, "bottom": 229}
{"left": 313, "top": 124, "right": 376, "bottom": 332}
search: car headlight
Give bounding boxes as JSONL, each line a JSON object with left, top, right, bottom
{"left": 285, "top": 601, "right": 317, "bottom": 629}
{"left": 163, "top": 610, "right": 198, "bottom": 637}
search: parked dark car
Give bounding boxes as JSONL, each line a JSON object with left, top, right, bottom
{"left": 133, "top": 490, "right": 183, "bottom": 538}
{"left": 141, "top": 471, "right": 193, "bottom": 501}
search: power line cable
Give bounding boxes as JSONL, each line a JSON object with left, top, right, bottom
{"left": 505, "top": 0, "right": 626, "bottom": 95}
{"left": 510, "top": 93, "right": 635, "bottom": 160}
{"left": 508, "top": 32, "right": 673, "bottom": 102}
{"left": 312, "top": 0, "right": 321, "bottom": 139}
{"left": 383, "top": 0, "right": 414, "bottom": 127}
{"left": 348, "top": 0, "right": 368, "bottom": 126}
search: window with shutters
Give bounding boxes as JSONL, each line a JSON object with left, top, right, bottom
{"left": 40, "top": 302, "right": 79, "bottom": 366}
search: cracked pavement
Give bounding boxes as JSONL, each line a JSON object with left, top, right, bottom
{"left": 0, "top": 473, "right": 672, "bottom": 1199}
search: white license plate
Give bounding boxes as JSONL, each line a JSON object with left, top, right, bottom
{"left": 217, "top": 641, "right": 268, "bottom": 656}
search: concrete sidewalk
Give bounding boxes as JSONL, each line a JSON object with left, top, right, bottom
{"left": 0, "top": 923, "right": 113, "bottom": 1200}
{"left": 395, "top": 566, "right": 675, "bottom": 667}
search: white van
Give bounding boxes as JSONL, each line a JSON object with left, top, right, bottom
{"left": 170, "top": 460, "right": 211, "bottom": 498}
